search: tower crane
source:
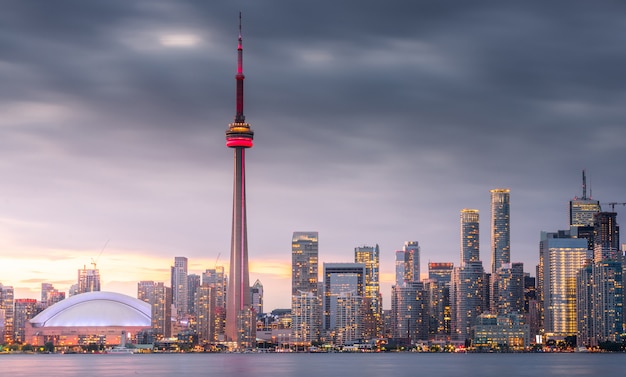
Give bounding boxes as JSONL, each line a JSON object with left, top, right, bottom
{"left": 601, "top": 202, "right": 626, "bottom": 211}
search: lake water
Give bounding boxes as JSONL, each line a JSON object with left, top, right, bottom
{"left": 1, "top": 353, "right": 625, "bottom": 377}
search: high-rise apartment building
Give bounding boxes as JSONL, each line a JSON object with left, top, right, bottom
{"left": 203, "top": 266, "right": 227, "bottom": 339}
{"left": 292, "top": 232, "right": 319, "bottom": 296}
{"left": 450, "top": 261, "right": 486, "bottom": 341}
{"left": 461, "top": 209, "right": 480, "bottom": 265}
{"left": 13, "top": 298, "right": 38, "bottom": 343}
{"left": 251, "top": 279, "right": 263, "bottom": 315}
{"left": 490, "top": 189, "right": 511, "bottom": 273}
{"left": 0, "top": 283, "right": 15, "bottom": 344}
{"left": 225, "top": 16, "right": 256, "bottom": 349}
{"left": 171, "top": 256, "right": 188, "bottom": 316}
{"left": 41, "top": 283, "right": 65, "bottom": 308}
{"left": 391, "top": 281, "right": 428, "bottom": 341}
{"left": 492, "top": 262, "right": 525, "bottom": 315}
{"left": 578, "top": 211, "right": 623, "bottom": 346}
{"left": 540, "top": 233, "right": 587, "bottom": 337}
{"left": 291, "top": 232, "right": 320, "bottom": 346}
{"left": 291, "top": 291, "right": 321, "bottom": 346}
{"left": 195, "top": 285, "right": 216, "bottom": 344}
{"left": 77, "top": 265, "right": 100, "bottom": 294}
{"left": 137, "top": 281, "right": 172, "bottom": 339}
{"left": 403, "top": 241, "right": 421, "bottom": 282}
{"left": 187, "top": 274, "right": 201, "bottom": 315}
{"left": 428, "top": 262, "right": 454, "bottom": 283}
{"left": 355, "top": 244, "right": 382, "bottom": 338}
{"left": 323, "top": 263, "right": 365, "bottom": 333}
{"left": 593, "top": 212, "right": 620, "bottom": 262}
{"left": 569, "top": 171, "right": 601, "bottom": 251}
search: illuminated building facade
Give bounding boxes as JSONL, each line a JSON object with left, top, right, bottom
{"left": 461, "top": 209, "right": 480, "bottom": 264}
{"left": 292, "top": 232, "right": 319, "bottom": 296}
{"left": 251, "top": 279, "right": 263, "bottom": 315}
{"left": 578, "top": 211, "right": 623, "bottom": 346}
{"left": 427, "top": 263, "right": 453, "bottom": 338}
{"left": 291, "top": 232, "right": 320, "bottom": 345}
{"left": 13, "top": 298, "right": 38, "bottom": 344}
{"left": 137, "top": 281, "right": 172, "bottom": 339}
{"left": 171, "top": 256, "right": 188, "bottom": 317}
{"left": 541, "top": 234, "right": 587, "bottom": 336}
{"left": 225, "top": 15, "right": 256, "bottom": 349}
{"left": 334, "top": 292, "right": 362, "bottom": 345}
{"left": 291, "top": 291, "right": 321, "bottom": 346}
{"left": 323, "top": 263, "right": 365, "bottom": 333}
{"left": 450, "top": 261, "right": 486, "bottom": 341}
{"left": 472, "top": 312, "right": 529, "bottom": 350}
{"left": 490, "top": 189, "right": 510, "bottom": 274}
{"left": 403, "top": 241, "right": 421, "bottom": 283}
{"left": 354, "top": 244, "right": 382, "bottom": 338}
{"left": 187, "top": 274, "right": 200, "bottom": 315}
{"left": 0, "top": 283, "right": 15, "bottom": 344}
{"left": 493, "top": 262, "right": 525, "bottom": 315}
{"left": 25, "top": 291, "right": 151, "bottom": 346}
{"left": 390, "top": 282, "right": 428, "bottom": 341}
{"left": 195, "top": 285, "right": 216, "bottom": 344}
{"left": 41, "top": 283, "right": 65, "bottom": 308}
{"left": 77, "top": 265, "right": 100, "bottom": 294}
{"left": 203, "top": 266, "right": 227, "bottom": 338}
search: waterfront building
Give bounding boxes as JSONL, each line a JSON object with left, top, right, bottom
{"left": 472, "top": 312, "right": 529, "bottom": 350}
{"left": 13, "top": 298, "right": 38, "bottom": 343}
{"left": 334, "top": 292, "right": 362, "bottom": 345}
{"left": 323, "top": 263, "right": 365, "bottom": 334}
{"left": 137, "top": 281, "right": 172, "bottom": 339}
{"left": 225, "top": 15, "right": 256, "bottom": 349}
{"left": 540, "top": 233, "right": 587, "bottom": 337}
{"left": 291, "top": 291, "right": 321, "bottom": 346}
{"left": 390, "top": 282, "right": 428, "bottom": 342}
{"left": 425, "top": 279, "right": 451, "bottom": 339}
{"left": 578, "top": 211, "right": 623, "bottom": 346}
{"left": 450, "top": 261, "right": 486, "bottom": 341}
{"left": 0, "top": 283, "right": 15, "bottom": 344}
{"left": 355, "top": 244, "right": 382, "bottom": 338}
{"left": 25, "top": 291, "right": 151, "bottom": 346}
{"left": 195, "top": 285, "right": 216, "bottom": 344}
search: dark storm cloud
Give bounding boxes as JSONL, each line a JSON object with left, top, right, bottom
{"left": 1, "top": 0, "right": 625, "bottom": 308}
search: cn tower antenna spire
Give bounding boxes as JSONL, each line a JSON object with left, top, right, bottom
{"left": 235, "top": 11, "right": 245, "bottom": 123}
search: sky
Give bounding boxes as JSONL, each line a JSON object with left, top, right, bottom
{"left": 1, "top": 0, "right": 625, "bottom": 311}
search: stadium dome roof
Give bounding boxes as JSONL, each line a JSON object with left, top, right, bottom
{"left": 30, "top": 291, "right": 151, "bottom": 328}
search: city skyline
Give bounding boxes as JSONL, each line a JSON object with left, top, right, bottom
{"left": 1, "top": 1, "right": 626, "bottom": 312}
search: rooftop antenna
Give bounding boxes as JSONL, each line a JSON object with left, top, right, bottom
{"left": 582, "top": 169, "right": 587, "bottom": 200}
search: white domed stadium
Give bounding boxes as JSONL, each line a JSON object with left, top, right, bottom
{"left": 25, "top": 291, "right": 152, "bottom": 347}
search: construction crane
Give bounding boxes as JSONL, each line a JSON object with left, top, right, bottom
{"left": 601, "top": 202, "right": 626, "bottom": 211}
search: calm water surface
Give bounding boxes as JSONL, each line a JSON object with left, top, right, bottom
{"left": 1, "top": 353, "right": 625, "bottom": 377}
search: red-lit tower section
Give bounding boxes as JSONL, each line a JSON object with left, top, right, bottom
{"left": 225, "top": 14, "right": 255, "bottom": 349}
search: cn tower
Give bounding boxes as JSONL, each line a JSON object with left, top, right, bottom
{"left": 225, "top": 13, "right": 255, "bottom": 349}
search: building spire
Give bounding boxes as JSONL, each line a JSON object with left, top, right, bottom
{"left": 235, "top": 11, "right": 245, "bottom": 123}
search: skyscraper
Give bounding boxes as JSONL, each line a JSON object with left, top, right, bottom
{"left": 355, "top": 244, "right": 382, "bottom": 338}
{"left": 251, "top": 279, "right": 263, "bottom": 315}
{"left": 490, "top": 189, "right": 510, "bottom": 273}
{"left": 0, "top": 283, "right": 15, "bottom": 344}
{"left": 171, "top": 256, "right": 188, "bottom": 316}
{"left": 292, "top": 232, "right": 319, "bottom": 296}
{"left": 461, "top": 209, "right": 480, "bottom": 265}
{"left": 225, "top": 15, "right": 255, "bottom": 349}
{"left": 570, "top": 170, "right": 601, "bottom": 250}
{"left": 403, "top": 241, "right": 421, "bottom": 282}
{"left": 77, "top": 264, "right": 101, "bottom": 294}
{"left": 323, "top": 263, "right": 365, "bottom": 332}
{"left": 540, "top": 232, "right": 587, "bottom": 337}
